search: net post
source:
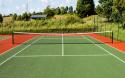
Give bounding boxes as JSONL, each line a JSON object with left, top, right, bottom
{"left": 12, "top": 31, "right": 14, "bottom": 45}
{"left": 112, "top": 31, "right": 114, "bottom": 43}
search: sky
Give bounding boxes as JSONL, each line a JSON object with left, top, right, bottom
{"left": 0, "top": 0, "right": 99, "bottom": 15}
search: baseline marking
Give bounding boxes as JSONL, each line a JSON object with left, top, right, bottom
{"left": 0, "top": 37, "right": 42, "bottom": 66}
{"left": 14, "top": 54, "right": 110, "bottom": 58}
{"left": 84, "top": 36, "right": 125, "bottom": 64}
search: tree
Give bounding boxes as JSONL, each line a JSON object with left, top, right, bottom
{"left": 12, "top": 13, "right": 17, "bottom": 21}
{"left": 110, "top": 7, "right": 122, "bottom": 22}
{"left": 97, "top": 0, "right": 125, "bottom": 22}
{"left": 16, "top": 15, "right": 22, "bottom": 21}
{"left": 0, "top": 14, "right": 3, "bottom": 23}
{"left": 60, "top": 7, "right": 66, "bottom": 14}
{"left": 28, "top": 13, "right": 31, "bottom": 18}
{"left": 65, "top": 6, "right": 69, "bottom": 13}
{"left": 114, "top": 0, "right": 125, "bottom": 14}
{"left": 69, "top": 6, "right": 73, "bottom": 13}
{"left": 96, "top": 5, "right": 103, "bottom": 16}
{"left": 22, "top": 12, "right": 29, "bottom": 21}
{"left": 76, "top": 0, "right": 95, "bottom": 18}
{"left": 55, "top": 7, "right": 61, "bottom": 15}
{"left": 118, "top": 0, "right": 125, "bottom": 8}
{"left": 44, "top": 6, "right": 55, "bottom": 17}
{"left": 102, "top": 0, "right": 113, "bottom": 21}
{"left": 74, "top": 10, "right": 77, "bottom": 14}
{"left": 32, "top": 11, "right": 36, "bottom": 15}
{"left": 97, "top": 0, "right": 113, "bottom": 21}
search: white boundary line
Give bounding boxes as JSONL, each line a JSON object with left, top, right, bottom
{"left": 90, "top": 36, "right": 125, "bottom": 55}
{"left": 14, "top": 54, "right": 110, "bottom": 58}
{"left": 0, "top": 37, "right": 37, "bottom": 56}
{"left": 62, "top": 34, "right": 64, "bottom": 56}
{"left": 84, "top": 36, "right": 125, "bottom": 64}
{"left": 64, "top": 54, "right": 110, "bottom": 57}
{"left": 0, "top": 37, "right": 42, "bottom": 66}
{"left": 14, "top": 55, "right": 62, "bottom": 57}
{"left": 40, "top": 38, "right": 81, "bottom": 39}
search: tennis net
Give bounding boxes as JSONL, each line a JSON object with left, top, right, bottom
{"left": 12, "top": 31, "right": 114, "bottom": 44}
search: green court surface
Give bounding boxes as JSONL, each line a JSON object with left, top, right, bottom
{"left": 1, "top": 36, "right": 125, "bottom": 78}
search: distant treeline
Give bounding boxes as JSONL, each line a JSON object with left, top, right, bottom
{"left": 1, "top": 0, "right": 125, "bottom": 24}
{"left": 0, "top": 0, "right": 96, "bottom": 22}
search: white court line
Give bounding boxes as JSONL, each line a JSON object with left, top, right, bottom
{"left": 0, "top": 37, "right": 42, "bottom": 67}
{"left": 84, "top": 36, "right": 125, "bottom": 64}
{"left": 90, "top": 36, "right": 125, "bottom": 56}
{"left": 14, "top": 54, "right": 110, "bottom": 58}
{"left": 14, "top": 55, "right": 62, "bottom": 57}
{"left": 40, "top": 38, "right": 81, "bottom": 39}
{"left": 62, "top": 34, "right": 64, "bottom": 56}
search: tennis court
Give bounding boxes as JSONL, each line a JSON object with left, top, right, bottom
{"left": 0, "top": 32, "right": 125, "bottom": 78}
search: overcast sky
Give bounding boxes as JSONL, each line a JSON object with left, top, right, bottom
{"left": 0, "top": 0, "right": 99, "bottom": 15}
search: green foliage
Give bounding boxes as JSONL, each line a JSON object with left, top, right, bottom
{"left": 12, "top": 13, "right": 17, "bottom": 21}
{"left": 110, "top": 7, "right": 122, "bottom": 22}
{"left": 114, "top": 0, "right": 125, "bottom": 14}
{"left": 16, "top": 15, "right": 22, "bottom": 21}
{"left": 22, "top": 12, "right": 30, "bottom": 21}
{"left": 0, "top": 14, "right": 3, "bottom": 23}
{"left": 68, "top": 6, "right": 73, "bottom": 14}
{"left": 65, "top": 6, "right": 69, "bottom": 13}
{"left": 117, "top": 0, "right": 125, "bottom": 8}
{"left": 96, "top": 5, "right": 103, "bottom": 16}
{"left": 76, "top": 0, "right": 95, "bottom": 18}
{"left": 44, "top": 6, "right": 55, "bottom": 17}
{"left": 97, "top": 0, "right": 125, "bottom": 22}
{"left": 55, "top": 7, "right": 61, "bottom": 15}
{"left": 122, "top": 22, "right": 125, "bottom": 29}
{"left": 0, "top": 15, "right": 98, "bottom": 33}
{"left": 99, "top": 0, "right": 107, "bottom": 4}
{"left": 101, "top": 0, "right": 113, "bottom": 21}
{"left": 60, "top": 7, "right": 66, "bottom": 14}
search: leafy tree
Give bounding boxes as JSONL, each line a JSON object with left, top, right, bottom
{"left": 55, "top": 7, "right": 61, "bottom": 15}
{"left": 76, "top": 0, "right": 95, "bottom": 18}
{"left": 96, "top": 5, "right": 103, "bottom": 15}
{"left": 97, "top": 0, "right": 125, "bottom": 22}
{"left": 60, "top": 7, "right": 66, "bottom": 14}
{"left": 110, "top": 7, "right": 122, "bottom": 22}
{"left": 0, "top": 14, "right": 3, "bottom": 23}
{"left": 74, "top": 10, "right": 77, "bottom": 14}
{"left": 114, "top": 0, "right": 125, "bottom": 14}
{"left": 118, "top": 0, "right": 125, "bottom": 8}
{"left": 65, "top": 6, "right": 69, "bottom": 13}
{"left": 22, "top": 12, "right": 29, "bottom": 21}
{"left": 44, "top": 6, "right": 55, "bottom": 17}
{"left": 99, "top": 0, "right": 107, "bottom": 4}
{"left": 16, "top": 15, "right": 22, "bottom": 21}
{"left": 97, "top": 0, "right": 113, "bottom": 21}
{"left": 32, "top": 11, "right": 36, "bottom": 15}
{"left": 28, "top": 13, "right": 31, "bottom": 18}
{"left": 69, "top": 6, "right": 73, "bottom": 13}
{"left": 102, "top": 0, "right": 113, "bottom": 21}
{"left": 12, "top": 13, "right": 17, "bottom": 21}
